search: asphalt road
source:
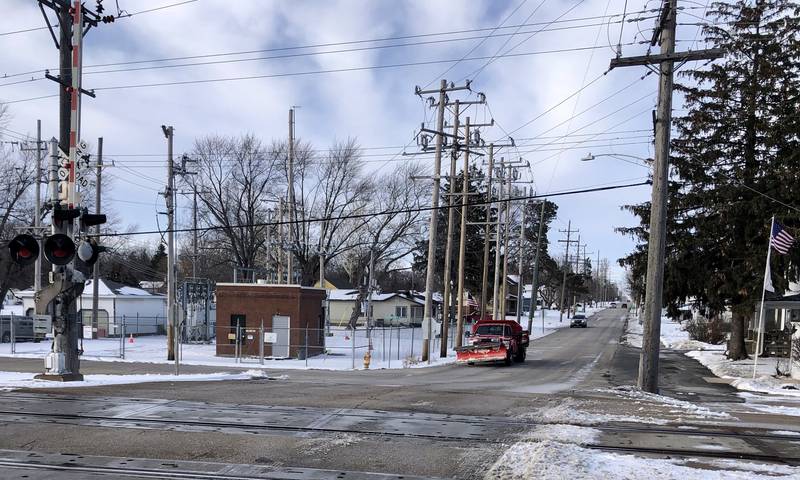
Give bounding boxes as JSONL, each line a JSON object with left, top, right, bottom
{"left": 1, "top": 308, "right": 796, "bottom": 479}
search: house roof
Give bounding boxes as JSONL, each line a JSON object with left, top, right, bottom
{"left": 17, "top": 279, "right": 162, "bottom": 298}
{"left": 328, "top": 289, "right": 426, "bottom": 305}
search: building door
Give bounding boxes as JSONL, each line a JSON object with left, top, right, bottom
{"left": 272, "top": 315, "right": 290, "bottom": 357}
{"left": 231, "top": 314, "right": 246, "bottom": 344}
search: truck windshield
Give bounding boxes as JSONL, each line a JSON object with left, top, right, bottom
{"left": 475, "top": 325, "right": 510, "bottom": 336}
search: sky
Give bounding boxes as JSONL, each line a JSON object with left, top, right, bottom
{"left": 0, "top": 0, "right": 712, "bottom": 291}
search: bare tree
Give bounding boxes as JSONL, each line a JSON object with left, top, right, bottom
{"left": 342, "top": 161, "right": 428, "bottom": 329}
{"left": 0, "top": 143, "right": 37, "bottom": 301}
{"left": 190, "top": 134, "right": 278, "bottom": 273}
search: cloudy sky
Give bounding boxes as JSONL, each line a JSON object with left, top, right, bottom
{"left": 0, "top": 0, "right": 711, "bottom": 290}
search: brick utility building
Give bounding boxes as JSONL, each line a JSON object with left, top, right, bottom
{"left": 215, "top": 283, "right": 326, "bottom": 359}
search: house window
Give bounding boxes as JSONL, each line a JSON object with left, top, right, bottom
{"left": 395, "top": 306, "right": 408, "bottom": 318}
{"left": 410, "top": 306, "right": 423, "bottom": 319}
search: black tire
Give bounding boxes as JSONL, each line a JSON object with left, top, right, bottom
{"left": 514, "top": 347, "right": 527, "bottom": 363}
{"left": 504, "top": 349, "right": 512, "bottom": 366}
{"left": 1, "top": 332, "right": 9, "bottom": 343}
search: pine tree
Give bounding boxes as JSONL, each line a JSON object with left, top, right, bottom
{"left": 619, "top": 0, "right": 800, "bottom": 360}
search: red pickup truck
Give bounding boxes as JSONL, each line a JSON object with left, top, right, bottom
{"left": 455, "top": 319, "right": 529, "bottom": 365}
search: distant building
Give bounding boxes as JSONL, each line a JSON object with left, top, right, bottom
{"left": 16, "top": 279, "right": 167, "bottom": 337}
{"left": 328, "top": 289, "right": 447, "bottom": 326}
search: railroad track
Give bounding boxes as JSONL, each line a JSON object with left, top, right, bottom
{"left": 0, "top": 450, "right": 438, "bottom": 480}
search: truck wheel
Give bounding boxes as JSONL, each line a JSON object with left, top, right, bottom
{"left": 514, "top": 348, "right": 526, "bottom": 363}
{"left": 504, "top": 349, "right": 512, "bottom": 366}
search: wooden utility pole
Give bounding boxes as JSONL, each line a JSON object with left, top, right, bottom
{"left": 491, "top": 159, "right": 505, "bottom": 318}
{"left": 278, "top": 199, "right": 285, "bottom": 283}
{"left": 499, "top": 165, "right": 514, "bottom": 320}
{"left": 454, "top": 117, "right": 471, "bottom": 347}
{"left": 90, "top": 137, "right": 102, "bottom": 338}
{"left": 420, "top": 80, "right": 448, "bottom": 363}
{"left": 480, "top": 144, "right": 494, "bottom": 320}
{"left": 287, "top": 108, "right": 296, "bottom": 284}
{"left": 440, "top": 102, "right": 460, "bottom": 358}
{"left": 558, "top": 221, "right": 576, "bottom": 322}
{"left": 163, "top": 126, "right": 176, "bottom": 363}
{"left": 527, "top": 199, "right": 546, "bottom": 333}
{"left": 608, "top": 0, "right": 722, "bottom": 393}
{"left": 515, "top": 188, "right": 527, "bottom": 324}
{"left": 35, "top": 120, "right": 43, "bottom": 292}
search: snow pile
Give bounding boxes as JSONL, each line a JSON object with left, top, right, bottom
{"left": 687, "top": 350, "right": 800, "bottom": 398}
{"left": 523, "top": 424, "right": 600, "bottom": 445}
{"left": 519, "top": 397, "right": 670, "bottom": 426}
{"left": 0, "top": 369, "right": 270, "bottom": 391}
{"left": 484, "top": 440, "right": 800, "bottom": 480}
{"left": 596, "top": 385, "right": 731, "bottom": 419}
{"left": 624, "top": 315, "right": 719, "bottom": 351}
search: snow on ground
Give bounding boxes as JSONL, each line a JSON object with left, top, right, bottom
{"left": 0, "top": 309, "right": 580, "bottom": 372}
{"left": 0, "top": 369, "right": 270, "bottom": 391}
{"left": 484, "top": 439, "right": 800, "bottom": 480}
{"left": 595, "top": 385, "right": 731, "bottom": 419}
{"left": 0, "top": 303, "right": 23, "bottom": 315}
{"left": 624, "top": 313, "right": 800, "bottom": 397}
{"left": 687, "top": 350, "right": 800, "bottom": 398}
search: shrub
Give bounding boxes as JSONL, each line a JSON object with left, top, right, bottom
{"left": 685, "top": 315, "right": 727, "bottom": 345}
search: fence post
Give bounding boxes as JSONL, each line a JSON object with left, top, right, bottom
{"left": 259, "top": 318, "right": 264, "bottom": 366}
{"left": 10, "top": 313, "right": 15, "bottom": 354}
{"left": 136, "top": 312, "right": 139, "bottom": 335}
{"left": 121, "top": 322, "right": 126, "bottom": 359}
{"left": 411, "top": 324, "right": 414, "bottom": 358}
{"left": 398, "top": 325, "right": 401, "bottom": 361}
{"left": 382, "top": 326, "right": 386, "bottom": 362}
{"left": 304, "top": 326, "right": 308, "bottom": 368}
{"left": 351, "top": 327, "right": 356, "bottom": 370}
{"left": 235, "top": 325, "right": 240, "bottom": 363}
{"left": 388, "top": 326, "right": 392, "bottom": 368}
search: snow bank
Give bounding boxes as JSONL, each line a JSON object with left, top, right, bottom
{"left": 687, "top": 350, "right": 800, "bottom": 398}
{"left": 0, "top": 369, "right": 270, "bottom": 391}
{"left": 484, "top": 440, "right": 800, "bottom": 480}
{"left": 595, "top": 385, "right": 731, "bottom": 419}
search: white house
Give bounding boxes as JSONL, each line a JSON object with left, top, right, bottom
{"left": 328, "top": 290, "right": 428, "bottom": 326}
{"left": 17, "top": 279, "right": 167, "bottom": 336}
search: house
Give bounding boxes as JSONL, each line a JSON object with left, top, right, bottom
{"left": 16, "top": 279, "right": 167, "bottom": 337}
{"left": 328, "top": 290, "right": 430, "bottom": 326}
{"left": 751, "top": 292, "right": 800, "bottom": 357}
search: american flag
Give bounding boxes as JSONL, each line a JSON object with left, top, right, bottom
{"left": 771, "top": 221, "right": 795, "bottom": 254}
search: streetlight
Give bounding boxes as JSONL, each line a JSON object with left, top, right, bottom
{"left": 581, "top": 152, "right": 653, "bottom": 168}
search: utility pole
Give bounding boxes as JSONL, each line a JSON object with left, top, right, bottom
{"left": 90, "top": 137, "right": 102, "bottom": 338}
{"left": 596, "top": 250, "right": 601, "bottom": 306}
{"left": 608, "top": 0, "right": 722, "bottom": 393}
{"left": 480, "top": 144, "right": 494, "bottom": 321}
{"left": 278, "top": 198, "right": 285, "bottom": 283}
{"left": 558, "top": 221, "right": 576, "bottom": 322}
{"left": 527, "top": 199, "right": 546, "bottom": 333}
{"left": 163, "top": 126, "right": 176, "bottom": 363}
{"left": 287, "top": 108, "right": 296, "bottom": 285}
{"left": 491, "top": 158, "right": 505, "bottom": 318}
{"left": 440, "top": 102, "right": 460, "bottom": 358}
{"left": 192, "top": 190, "right": 198, "bottom": 278}
{"left": 416, "top": 80, "right": 470, "bottom": 362}
{"left": 421, "top": 80, "right": 447, "bottom": 363}
{"left": 499, "top": 165, "right": 514, "bottom": 320}
{"left": 515, "top": 188, "right": 527, "bottom": 324}
{"left": 454, "top": 117, "right": 471, "bottom": 347}
{"left": 35, "top": 120, "right": 43, "bottom": 292}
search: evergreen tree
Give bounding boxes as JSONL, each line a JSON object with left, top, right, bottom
{"left": 619, "top": 0, "right": 800, "bottom": 359}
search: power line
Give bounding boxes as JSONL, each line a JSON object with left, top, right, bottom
{"left": 0, "top": 0, "right": 199, "bottom": 37}
{"left": 1, "top": 44, "right": 639, "bottom": 104}
{"left": 94, "top": 179, "right": 650, "bottom": 238}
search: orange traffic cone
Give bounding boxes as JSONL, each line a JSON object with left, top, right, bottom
{"left": 128, "top": 333, "right": 134, "bottom": 344}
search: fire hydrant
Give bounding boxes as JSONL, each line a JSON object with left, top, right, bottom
{"left": 363, "top": 351, "right": 371, "bottom": 369}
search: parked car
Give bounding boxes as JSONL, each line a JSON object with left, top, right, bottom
{"left": 570, "top": 314, "right": 588, "bottom": 328}
{"left": 0, "top": 315, "right": 38, "bottom": 343}
{"left": 609, "top": 302, "right": 617, "bottom": 308}
{"left": 621, "top": 303, "right": 628, "bottom": 309}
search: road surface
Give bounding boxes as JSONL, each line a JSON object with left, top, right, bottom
{"left": 0, "top": 308, "right": 797, "bottom": 479}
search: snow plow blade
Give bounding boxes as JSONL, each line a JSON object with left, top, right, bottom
{"left": 455, "top": 341, "right": 508, "bottom": 364}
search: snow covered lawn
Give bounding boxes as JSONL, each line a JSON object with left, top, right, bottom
{"left": 624, "top": 313, "right": 800, "bottom": 397}
{"left": 0, "top": 369, "right": 271, "bottom": 391}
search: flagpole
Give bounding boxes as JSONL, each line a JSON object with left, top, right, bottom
{"left": 753, "top": 216, "right": 775, "bottom": 379}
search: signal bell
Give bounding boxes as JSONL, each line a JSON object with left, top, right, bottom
{"left": 77, "top": 240, "right": 105, "bottom": 266}
{"left": 8, "top": 234, "right": 40, "bottom": 266}
{"left": 43, "top": 234, "right": 76, "bottom": 266}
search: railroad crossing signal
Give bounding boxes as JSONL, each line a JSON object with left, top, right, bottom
{"left": 43, "top": 234, "right": 76, "bottom": 266}
{"left": 8, "top": 234, "right": 40, "bottom": 266}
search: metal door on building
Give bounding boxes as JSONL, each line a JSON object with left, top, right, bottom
{"left": 272, "top": 315, "right": 290, "bottom": 357}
